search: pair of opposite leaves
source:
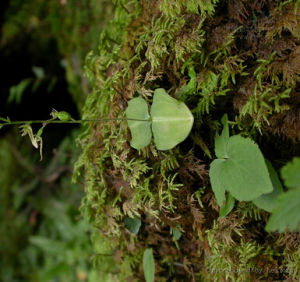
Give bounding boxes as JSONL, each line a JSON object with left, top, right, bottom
{"left": 125, "top": 88, "right": 194, "bottom": 150}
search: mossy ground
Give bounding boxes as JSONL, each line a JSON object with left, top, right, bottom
{"left": 76, "top": 0, "right": 300, "bottom": 281}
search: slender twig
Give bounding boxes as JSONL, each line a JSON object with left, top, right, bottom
{"left": 0, "top": 118, "right": 149, "bottom": 127}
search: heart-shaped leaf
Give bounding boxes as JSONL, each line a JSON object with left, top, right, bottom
{"left": 125, "top": 97, "right": 151, "bottom": 150}
{"left": 210, "top": 135, "right": 273, "bottom": 204}
{"left": 150, "top": 88, "right": 194, "bottom": 150}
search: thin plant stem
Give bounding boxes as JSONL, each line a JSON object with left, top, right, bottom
{"left": 0, "top": 118, "right": 149, "bottom": 127}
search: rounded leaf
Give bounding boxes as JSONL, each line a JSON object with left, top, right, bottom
{"left": 125, "top": 97, "right": 151, "bottom": 150}
{"left": 150, "top": 88, "right": 194, "bottom": 150}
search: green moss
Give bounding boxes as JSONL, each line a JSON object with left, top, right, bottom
{"left": 76, "top": 0, "right": 300, "bottom": 280}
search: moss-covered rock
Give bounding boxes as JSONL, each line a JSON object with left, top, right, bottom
{"left": 76, "top": 0, "right": 300, "bottom": 280}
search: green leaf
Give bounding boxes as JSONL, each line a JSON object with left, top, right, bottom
{"left": 150, "top": 88, "right": 194, "bottom": 150}
{"left": 37, "top": 126, "right": 45, "bottom": 137}
{"left": 8, "top": 78, "right": 31, "bottom": 104}
{"left": 209, "top": 159, "right": 226, "bottom": 205}
{"left": 265, "top": 189, "right": 300, "bottom": 232}
{"left": 52, "top": 111, "right": 73, "bottom": 122}
{"left": 214, "top": 114, "right": 229, "bottom": 158}
{"left": 281, "top": 157, "right": 300, "bottom": 189}
{"left": 57, "top": 111, "right": 72, "bottom": 121}
{"left": 252, "top": 160, "right": 283, "bottom": 212}
{"left": 143, "top": 248, "right": 155, "bottom": 282}
{"left": 125, "top": 97, "right": 151, "bottom": 150}
{"left": 50, "top": 109, "right": 73, "bottom": 122}
{"left": 125, "top": 90, "right": 194, "bottom": 150}
{"left": 124, "top": 217, "right": 141, "bottom": 234}
{"left": 219, "top": 192, "right": 235, "bottom": 218}
{"left": 171, "top": 225, "right": 182, "bottom": 241}
{"left": 210, "top": 135, "right": 273, "bottom": 205}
